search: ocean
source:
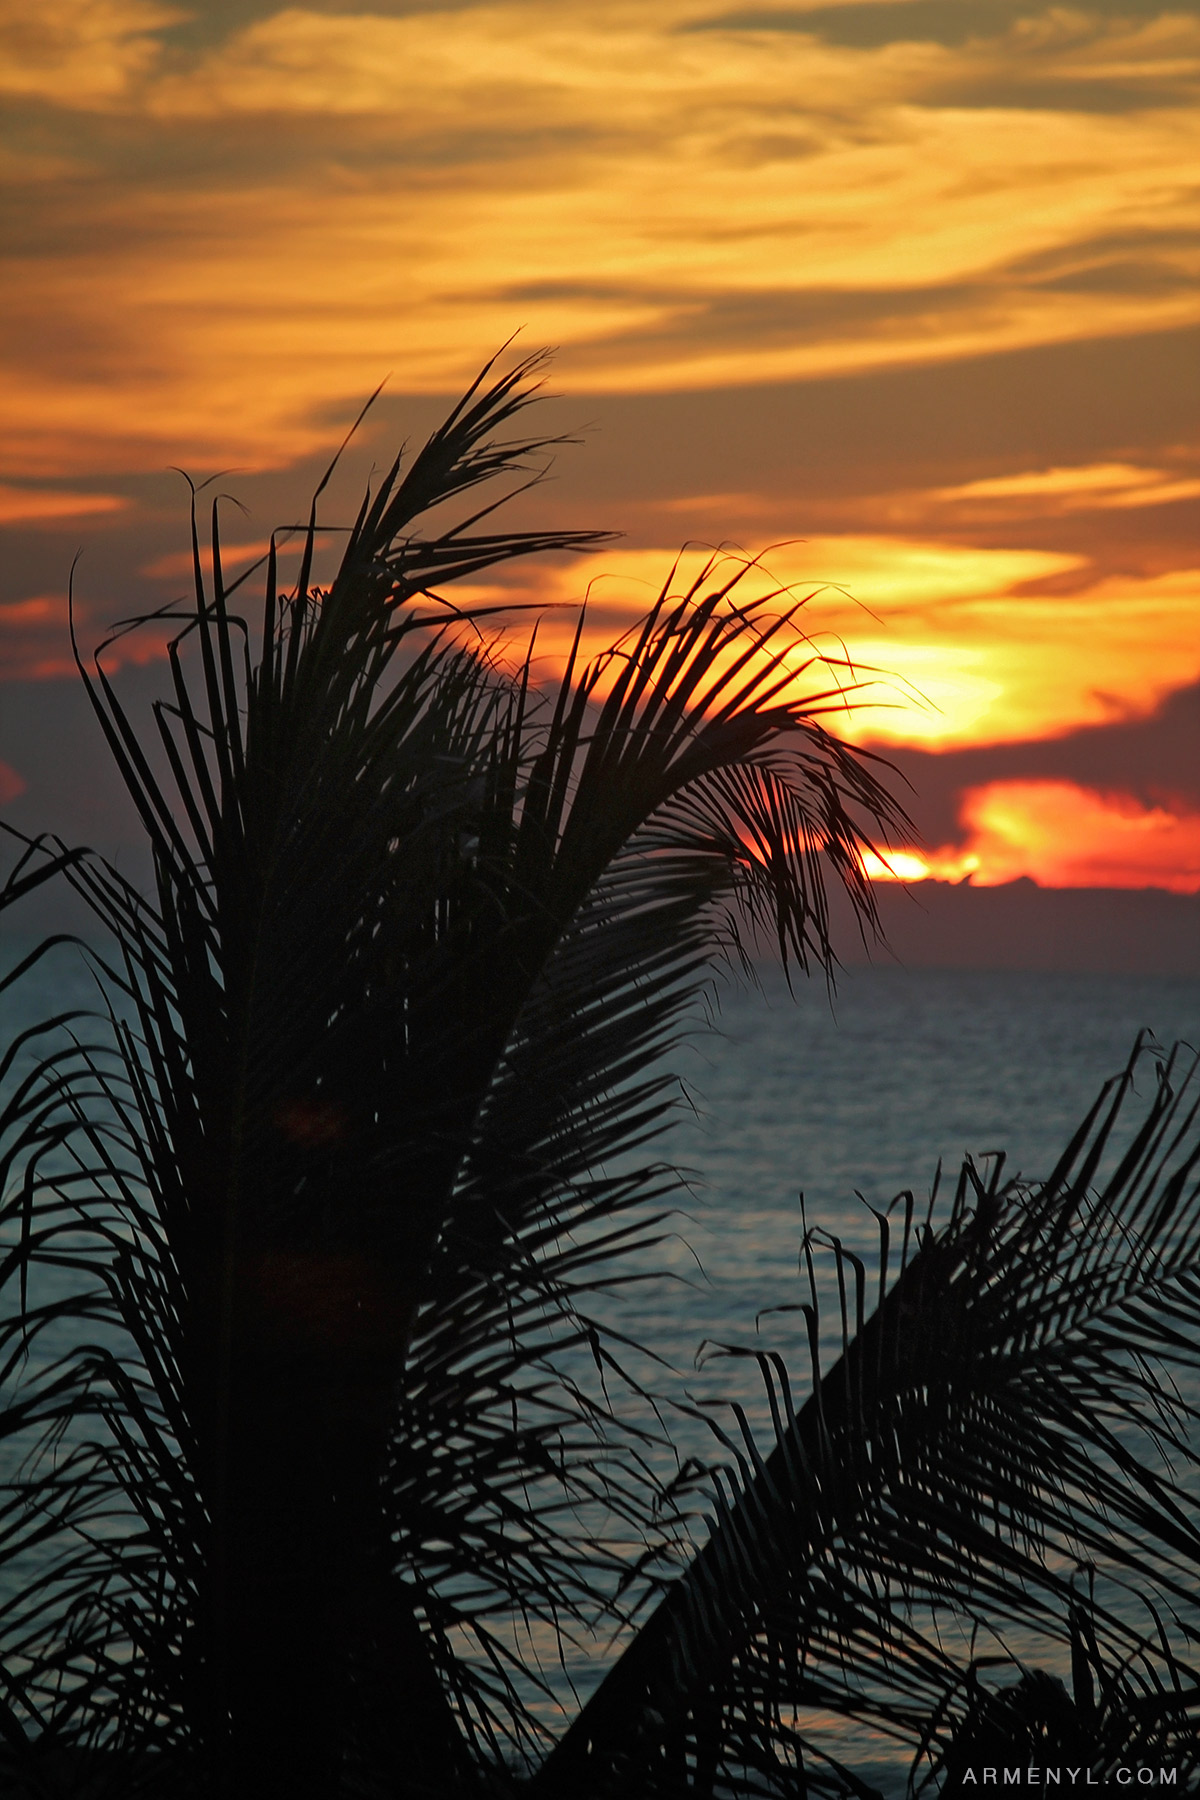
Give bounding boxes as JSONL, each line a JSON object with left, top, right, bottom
{"left": 4, "top": 948, "right": 1200, "bottom": 1789}
{"left": 630, "top": 963, "right": 1200, "bottom": 1372}
{"left": 588, "top": 964, "right": 1200, "bottom": 1789}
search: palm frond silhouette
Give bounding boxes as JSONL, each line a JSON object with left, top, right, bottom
{"left": 2, "top": 353, "right": 1199, "bottom": 1800}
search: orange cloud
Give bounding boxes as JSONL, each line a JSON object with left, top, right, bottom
{"left": 0, "top": 0, "right": 180, "bottom": 107}
{"left": 0, "top": 760, "right": 25, "bottom": 804}
{"left": 15, "top": 528, "right": 1186, "bottom": 766}
{"left": 877, "top": 781, "right": 1200, "bottom": 895}
{"left": 0, "top": 595, "right": 77, "bottom": 681}
{"left": 841, "top": 572, "right": 1200, "bottom": 747}
{"left": 1, "top": 3, "right": 1197, "bottom": 473}
{"left": 931, "top": 462, "right": 1200, "bottom": 514}
{"left": 138, "top": 536, "right": 331, "bottom": 582}
{"left": 0, "top": 483, "right": 129, "bottom": 523}
{"left": 0, "top": 593, "right": 173, "bottom": 681}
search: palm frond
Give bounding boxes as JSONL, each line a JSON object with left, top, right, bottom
{"left": 1, "top": 354, "right": 910, "bottom": 1796}
{"left": 924, "top": 1595, "right": 1200, "bottom": 1793}
{"left": 534, "top": 1040, "right": 1200, "bottom": 1797}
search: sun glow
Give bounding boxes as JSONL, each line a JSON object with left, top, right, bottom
{"left": 1, "top": 3, "right": 1197, "bottom": 900}
{"left": 873, "top": 784, "right": 1200, "bottom": 895}
{"left": 451, "top": 545, "right": 1200, "bottom": 752}
{"left": 859, "top": 853, "right": 971, "bottom": 889}
{"left": 950, "top": 782, "right": 1200, "bottom": 894}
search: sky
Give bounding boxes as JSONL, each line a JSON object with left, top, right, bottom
{"left": 2, "top": 0, "right": 1198, "bottom": 897}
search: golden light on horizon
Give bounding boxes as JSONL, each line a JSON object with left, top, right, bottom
{"left": 864, "top": 784, "right": 1200, "bottom": 895}
{"left": 860, "top": 848, "right": 950, "bottom": 884}
{"left": 1, "top": 0, "right": 1197, "bottom": 896}
{"left": 908, "top": 782, "right": 1200, "bottom": 894}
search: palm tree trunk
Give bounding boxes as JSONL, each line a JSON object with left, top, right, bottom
{"left": 207, "top": 1300, "right": 469, "bottom": 1796}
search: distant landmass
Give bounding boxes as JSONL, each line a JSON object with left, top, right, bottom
{"left": 835, "top": 878, "right": 1200, "bottom": 976}
{"left": 2, "top": 865, "right": 1197, "bottom": 978}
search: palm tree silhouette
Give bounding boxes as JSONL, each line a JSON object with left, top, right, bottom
{"left": 2, "top": 353, "right": 1199, "bottom": 1798}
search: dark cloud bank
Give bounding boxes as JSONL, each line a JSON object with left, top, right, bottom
{"left": 4, "top": 666, "right": 1197, "bottom": 972}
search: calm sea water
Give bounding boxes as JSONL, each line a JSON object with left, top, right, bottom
{"left": 586, "top": 965, "right": 1200, "bottom": 1788}
{"left": 624, "top": 964, "right": 1200, "bottom": 1371}
{"left": 4, "top": 948, "right": 1200, "bottom": 1789}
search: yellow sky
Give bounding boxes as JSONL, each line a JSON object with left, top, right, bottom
{"left": 1, "top": 0, "right": 1198, "bottom": 890}
{"left": 448, "top": 540, "right": 1200, "bottom": 745}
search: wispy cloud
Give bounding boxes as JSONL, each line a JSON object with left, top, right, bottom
{"left": 2, "top": 1, "right": 1196, "bottom": 891}
{"left": 0, "top": 484, "right": 130, "bottom": 522}
{"left": 0, "top": 0, "right": 181, "bottom": 108}
{"left": 0, "top": 590, "right": 175, "bottom": 681}
{"left": 0, "top": 1, "right": 1196, "bottom": 473}
{"left": 932, "top": 461, "right": 1197, "bottom": 503}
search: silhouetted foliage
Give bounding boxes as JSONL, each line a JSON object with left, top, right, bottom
{"left": 2, "top": 354, "right": 1199, "bottom": 1799}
